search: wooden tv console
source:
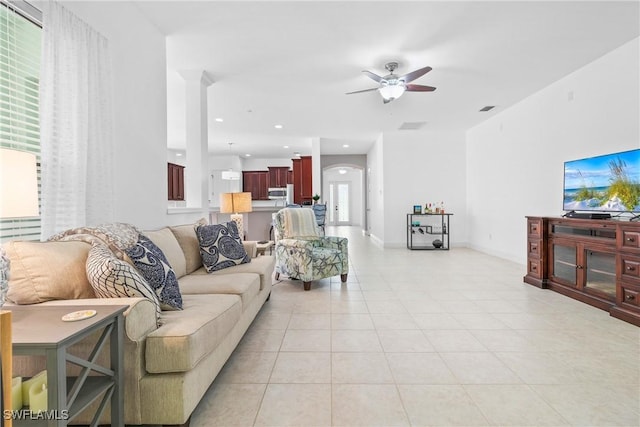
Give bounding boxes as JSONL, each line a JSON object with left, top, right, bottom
{"left": 524, "top": 216, "right": 640, "bottom": 326}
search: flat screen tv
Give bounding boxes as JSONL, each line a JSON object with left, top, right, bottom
{"left": 563, "top": 148, "right": 640, "bottom": 213}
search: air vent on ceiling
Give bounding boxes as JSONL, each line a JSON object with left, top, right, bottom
{"left": 479, "top": 106, "right": 495, "bottom": 112}
{"left": 398, "top": 121, "right": 427, "bottom": 130}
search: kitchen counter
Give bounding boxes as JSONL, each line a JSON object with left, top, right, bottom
{"left": 209, "top": 199, "right": 289, "bottom": 213}
{"left": 209, "top": 202, "right": 285, "bottom": 240}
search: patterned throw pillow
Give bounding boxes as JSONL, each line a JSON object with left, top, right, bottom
{"left": 196, "top": 222, "right": 251, "bottom": 273}
{"left": 86, "top": 244, "right": 161, "bottom": 317}
{"left": 125, "top": 234, "right": 183, "bottom": 310}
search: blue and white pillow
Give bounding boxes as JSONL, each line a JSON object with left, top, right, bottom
{"left": 125, "top": 234, "right": 183, "bottom": 310}
{"left": 86, "top": 243, "right": 161, "bottom": 319}
{"left": 196, "top": 222, "right": 250, "bottom": 273}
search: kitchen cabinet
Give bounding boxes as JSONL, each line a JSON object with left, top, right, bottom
{"left": 242, "top": 171, "right": 269, "bottom": 200}
{"left": 168, "top": 162, "right": 184, "bottom": 201}
{"left": 268, "top": 166, "right": 291, "bottom": 188}
{"left": 292, "top": 156, "right": 312, "bottom": 205}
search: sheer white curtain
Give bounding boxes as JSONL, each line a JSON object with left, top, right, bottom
{"left": 40, "top": 1, "right": 114, "bottom": 239}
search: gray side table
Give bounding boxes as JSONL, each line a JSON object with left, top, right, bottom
{"left": 10, "top": 305, "right": 126, "bottom": 427}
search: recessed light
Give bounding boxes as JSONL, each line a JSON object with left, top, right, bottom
{"left": 339, "top": 169, "right": 347, "bottom": 174}
{"left": 245, "top": 154, "right": 251, "bottom": 157}
{"left": 215, "top": 118, "right": 224, "bottom": 122}
{"left": 274, "top": 124, "right": 283, "bottom": 129}
{"left": 176, "top": 153, "right": 183, "bottom": 157}
{"left": 343, "top": 144, "right": 349, "bottom": 148}
{"left": 283, "top": 145, "right": 289, "bottom": 149}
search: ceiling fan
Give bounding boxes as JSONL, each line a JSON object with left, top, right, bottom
{"left": 346, "top": 62, "right": 436, "bottom": 104}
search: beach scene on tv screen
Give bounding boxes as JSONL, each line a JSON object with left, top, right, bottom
{"left": 564, "top": 150, "right": 640, "bottom": 212}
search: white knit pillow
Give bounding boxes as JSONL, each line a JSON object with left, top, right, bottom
{"left": 86, "top": 244, "right": 161, "bottom": 317}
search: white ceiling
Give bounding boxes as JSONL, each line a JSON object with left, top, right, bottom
{"left": 133, "top": 1, "right": 640, "bottom": 159}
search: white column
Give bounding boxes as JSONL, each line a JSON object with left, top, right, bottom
{"left": 178, "top": 70, "right": 214, "bottom": 209}
{"left": 311, "top": 137, "right": 322, "bottom": 199}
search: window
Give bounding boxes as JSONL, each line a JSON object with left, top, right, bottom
{"left": 0, "top": 0, "right": 42, "bottom": 243}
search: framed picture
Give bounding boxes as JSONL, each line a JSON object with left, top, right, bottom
{"left": 413, "top": 205, "right": 422, "bottom": 214}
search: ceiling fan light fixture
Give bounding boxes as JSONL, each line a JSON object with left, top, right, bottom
{"left": 379, "top": 83, "right": 405, "bottom": 101}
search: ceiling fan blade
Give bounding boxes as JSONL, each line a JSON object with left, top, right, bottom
{"left": 362, "top": 70, "right": 383, "bottom": 83}
{"left": 400, "top": 66, "right": 432, "bottom": 84}
{"left": 345, "top": 87, "right": 379, "bottom": 95}
{"left": 406, "top": 84, "right": 437, "bottom": 92}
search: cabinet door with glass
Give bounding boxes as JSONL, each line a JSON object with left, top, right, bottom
{"left": 549, "top": 238, "right": 578, "bottom": 288}
{"left": 581, "top": 245, "right": 616, "bottom": 300}
{"left": 549, "top": 238, "right": 616, "bottom": 300}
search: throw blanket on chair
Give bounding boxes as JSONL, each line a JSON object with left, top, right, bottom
{"left": 282, "top": 208, "right": 320, "bottom": 239}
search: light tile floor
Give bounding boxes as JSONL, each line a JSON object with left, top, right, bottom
{"left": 191, "top": 226, "right": 640, "bottom": 427}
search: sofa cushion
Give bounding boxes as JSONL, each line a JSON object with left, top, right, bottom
{"left": 85, "top": 244, "right": 161, "bottom": 318}
{"left": 196, "top": 222, "right": 250, "bottom": 272}
{"left": 4, "top": 240, "right": 96, "bottom": 304}
{"left": 192, "top": 255, "right": 275, "bottom": 290}
{"left": 178, "top": 272, "right": 260, "bottom": 310}
{"left": 145, "top": 294, "right": 242, "bottom": 373}
{"left": 144, "top": 228, "right": 187, "bottom": 279}
{"left": 125, "top": 234, "right": 183, "bottom": 311}
{"left": 169, "top": 223, "right": 203, "bottom": 275}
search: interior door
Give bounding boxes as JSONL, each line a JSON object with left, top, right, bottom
{"left": 328, "top": 181, "right": 351, "bottom": 226}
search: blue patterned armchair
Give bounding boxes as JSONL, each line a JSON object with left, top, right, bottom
{"left": 274, "top": 207, "right": 348, "bottom": 291}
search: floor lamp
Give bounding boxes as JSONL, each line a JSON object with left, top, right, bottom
{"left": 220, "top": 192, "right": 252, "bottom": 240}
{"left": 0, "top": 148, "right": 40, "bottom": 423}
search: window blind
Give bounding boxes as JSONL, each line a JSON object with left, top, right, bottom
{"left": 0, "top": 0, "right": 42, "bottom": 243}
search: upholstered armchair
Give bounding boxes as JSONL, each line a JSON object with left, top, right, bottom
{"left": 274, "top": 207, "right": 348, "bottom": 291}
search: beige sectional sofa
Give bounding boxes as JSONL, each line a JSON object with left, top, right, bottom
{"left": 5, "top": 222, "right": 275, "bottom": 426}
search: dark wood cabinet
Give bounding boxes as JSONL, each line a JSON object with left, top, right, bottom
{"left": 525, "top": 217, "right": 547, "bottom": 286}
{"left": 242, "top": 171, "right": 269, "bottom": 200}
{"left": 268, "top": 167, "right": 291, "bottom": 188}
{"left": 524, "top": 216, "right": 640, "bottom": 326}
{"left": 292, "top": 156, "right": 312, "bottom": 205}
{"left": 168, "top": 162, "right": 184, "bottom": 201}
{"left": 242, "top": 164, "right": 295, "bottom": 201}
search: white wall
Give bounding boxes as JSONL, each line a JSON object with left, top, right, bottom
{"left": 467, "top": 37, "right": 640, "bottom": 264}
{"left": 167, "top": 150, "right": 186, "bottom": 166}
{"left": 367, "top": 134, "right": 385, "bottom": 244}
{"left": 381, "top": 130, "right": 467, "bottom": 248}
{"left": 60, "top": 2, "right": 206, "bottom": 228}
{"left": 208, "top": 154, "right": 242, "bottom": 206}
{"left": 241, "top": 158, "right": 292, "bottom": 170}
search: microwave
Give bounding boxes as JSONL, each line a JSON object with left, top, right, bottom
{"left": 267, "top": 187, "right": 287, "bottom": 200}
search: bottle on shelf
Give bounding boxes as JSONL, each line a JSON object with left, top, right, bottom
{"left": 441, "top": 201, "right": 445, "bottom": 214}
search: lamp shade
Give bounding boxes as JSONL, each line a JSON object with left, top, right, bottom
{"left": 220, "top": 192, "right": 253, "bottom": 214}
{"left": 0, "top": 148, "right": 39, "bottom": 218}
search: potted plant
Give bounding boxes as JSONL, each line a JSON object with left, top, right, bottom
{"left": 312, "top": 194, "right": 320, "bottom": 204}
